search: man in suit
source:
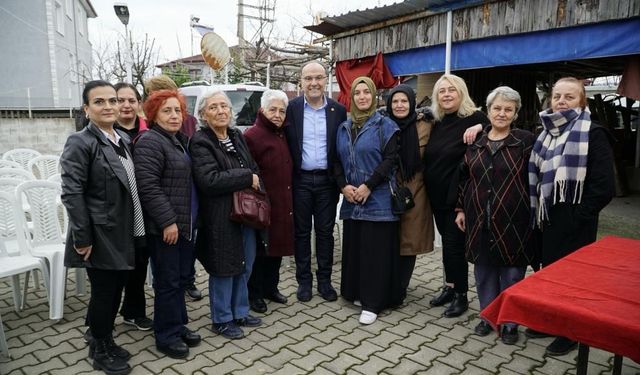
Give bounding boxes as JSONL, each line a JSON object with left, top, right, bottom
{"left": 285, "top": 61, "right": 347, "bottom": 302}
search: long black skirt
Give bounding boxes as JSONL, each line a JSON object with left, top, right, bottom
{"left": 340, "top": 219, "right": 402, "bottom": 314}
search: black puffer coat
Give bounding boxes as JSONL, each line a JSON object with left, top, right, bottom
{"left": 190, "top": 126, "right": 259, "bottom": 277}
{"left": 133, "top": 126, "right": 195, "bottom": 239}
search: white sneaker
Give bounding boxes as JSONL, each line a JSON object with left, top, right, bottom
{"left": 359, "top": 310, "right": 377, "bottom": 324}
{"left": 354, "top": 300, "right": 361, "bottom": 307}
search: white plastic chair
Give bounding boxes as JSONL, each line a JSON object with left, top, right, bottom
{"left": 0, "top": 160, "right": 23, "bottom": 169}
{"left": 0, "top": 168, "right": 35, "bottom": 181}
{"left": 28, "top": 155, "right": 61, "bottom": 180}
{"left": 0, "top": 312, "right": 7, "bottom": 357}
{"left": 0, "top": 193, "right": 51, "bottom": 312}
{"left": 46, "top": 173, "right": 62, "bottom": 184}
{"left": 0, "top": 178, "right": 22, "bottom": 194}
{"left": 15, "top": 181, "right": 73, "bottom": 320}
{"left": 2, "top": 148, "right": 41, "bottom": 170}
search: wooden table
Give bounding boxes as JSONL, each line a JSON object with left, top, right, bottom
{"left": 481, "top": 236, "right": 640, "bottom": 375}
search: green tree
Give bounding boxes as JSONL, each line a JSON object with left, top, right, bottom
{"left": 163, "top": 65, "right": 195, "bottom": 87}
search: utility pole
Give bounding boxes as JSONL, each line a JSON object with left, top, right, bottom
{"left": 237, "top": 0, "right": 275, "bottom": 84}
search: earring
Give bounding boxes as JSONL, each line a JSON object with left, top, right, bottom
{"left": 85, "top": 113, "right": 89, "bottom": 119}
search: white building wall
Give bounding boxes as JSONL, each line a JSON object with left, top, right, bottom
{"left": 0, "top": 118, "right": 75, "bottom": 154}
{"left": 0, "top": 0, "right": 93, "bottom": 109}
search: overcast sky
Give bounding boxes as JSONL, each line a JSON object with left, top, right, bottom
{"left": 88, "top": 0, "right": 397, "bottom": 64}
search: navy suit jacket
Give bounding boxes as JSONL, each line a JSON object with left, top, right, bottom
{"left": 284, "top": 95, "right": 347, "bottom": 180}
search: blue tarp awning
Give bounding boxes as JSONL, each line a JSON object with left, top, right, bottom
{"left": 385, "top": 18, "right": 640, "bottom": 76}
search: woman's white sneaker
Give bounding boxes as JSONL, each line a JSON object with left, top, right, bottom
{"left": 359, "top": 310, "right": 377, "bottom": 324}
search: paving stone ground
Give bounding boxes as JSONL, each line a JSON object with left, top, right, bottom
{"left": 1, "top": 197, "right": 639, "bottom": 374}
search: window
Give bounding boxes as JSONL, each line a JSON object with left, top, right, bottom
{"left": 55, "top": 1, "right": 64, "bottom": 35}
{"left": 65, "top": 0, "right": 72, "bottom": 18}
{"left": 76, "top": 7, "right": 85, "bottom": 36}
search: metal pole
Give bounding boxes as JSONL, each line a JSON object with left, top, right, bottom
{"left": 328, "top": 39, "right": 333, "bottom": 97}
{"left": 266, "top": 54, "right": 271, "bottom": 88}
{"left": 445, "top": 10, "right": 452, "bottom": 74}
{"left": 27, "top": 87, "right": 32, "bottom": 119}
{"left": 125, "top": 24, "right": 133, "bottom": 83}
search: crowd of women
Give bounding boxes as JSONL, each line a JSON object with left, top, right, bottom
{"left": 60, "top": 67, "right": 613, "bottom": 374}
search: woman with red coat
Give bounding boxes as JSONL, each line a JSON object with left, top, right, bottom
{"left": 244, "top": 90, "right": 294, "bottom": 313}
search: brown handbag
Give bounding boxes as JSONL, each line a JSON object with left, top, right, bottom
{"left": 230, "top": 188, "right": 271, "bottom": 229}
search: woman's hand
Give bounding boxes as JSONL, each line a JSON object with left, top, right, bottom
{"left": 75, "top": 245, "right": 92, "bottom": 261}
{"left": 163, "top": 223, "right": 179, "bottom": 245}
{"left": 354, "top": 184, "right": 371, "bottom": 204}
{"left": 463, "top": 124, "right": 483, "bottom": 144}
{"left": 455, "top": 211, "right": 466, "bottom": 232}
{"left": 341, "top": 184, "right": 357, "bottom": 203}
{"left": 252, "top": 174, "right": 260, "bottom": 190}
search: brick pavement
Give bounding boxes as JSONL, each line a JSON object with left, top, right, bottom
{"left": 1, "top": 240, "right": 639, "bottom": 374}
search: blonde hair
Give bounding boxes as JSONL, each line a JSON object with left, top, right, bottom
{"left": 144, "top": 75, "right": 178, "bottom": 97}
{"left": 430, "top": 74, "right": 479, "bottom": 121}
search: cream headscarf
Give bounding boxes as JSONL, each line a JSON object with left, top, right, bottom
{"left": 350, "top": 76, "right": 377, "bottom": 129}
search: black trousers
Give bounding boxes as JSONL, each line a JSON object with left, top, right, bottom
{"left": 248, "top": 256, "right": 283, "bottom": 300}
{"left": 398, "top": 255, "right": 417, "bottom": 301}
{"left": 433, "top": 209, "right": 468, "bottom": 293}
{"left": 292, "top": 173, "right": 338, "bottom": 288}
{"left": 120, "top": 244, "right": 149, "bottom": 319}
{"left": 86, "top": 268, "right": 129, "bottom": 340}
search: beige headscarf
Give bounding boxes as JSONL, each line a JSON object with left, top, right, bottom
{"left": 350, "top": 76, "right": 377, "bottom": 129}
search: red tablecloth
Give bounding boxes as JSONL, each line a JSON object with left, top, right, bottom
{"left": 481, "top": 236, "right": 640, "bottom": 363}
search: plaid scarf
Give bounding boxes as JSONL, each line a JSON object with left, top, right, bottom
{"left": 528, "top": 108, "right": 591, "bottom": 227}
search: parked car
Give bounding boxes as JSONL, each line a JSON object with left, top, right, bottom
{"left": 179, "top": 82, "right": 267, "bottom": 131}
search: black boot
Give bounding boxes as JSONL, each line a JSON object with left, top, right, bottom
{"left": 106, "top": 335, "right": 131, "bottom": 360}
{"left": 89, "top": 335, "right": 131, "bottom": 361}
{"left": 443, "top": 292, "right": 468, "bottom": 318}
{"left": 90, "top": 338, "right": 131, "bottom": 375}
{"left": 429, "top": 286, "right": 455, "bottom": 306}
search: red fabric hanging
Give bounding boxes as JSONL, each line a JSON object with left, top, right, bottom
{"left": 335, "top": 52, "right": 398, "bottom": 111}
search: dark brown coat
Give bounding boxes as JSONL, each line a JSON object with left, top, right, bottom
{"left": 399, "top": 118, "right": 435, "bottom": 256}
{"left": 244, "top": 111, "right": 294, "bottom": 257}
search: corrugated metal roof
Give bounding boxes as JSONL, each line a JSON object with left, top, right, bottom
{"left": 305, "top": 0, "right": 489, "bottom": 36}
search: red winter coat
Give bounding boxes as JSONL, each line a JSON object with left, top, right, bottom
{"left": 244, "top": 111, "right": 294, "bottom": 257}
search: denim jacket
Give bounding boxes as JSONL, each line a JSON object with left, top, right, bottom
{"left": 336, "top": 111, "right": 399, "bottom": 222}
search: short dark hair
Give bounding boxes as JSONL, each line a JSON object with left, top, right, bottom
{"left": 114, "top": 82, "right": 142, "bottom": 101}
{"left": 82, "top": 80, "right": 115, "bottom": 105}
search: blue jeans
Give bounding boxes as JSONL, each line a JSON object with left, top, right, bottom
{"left": 148, "top": 234, "right": 194, "bottom": 346}
{"left": 209, "top": 226, "right": 256, "bottom": 324}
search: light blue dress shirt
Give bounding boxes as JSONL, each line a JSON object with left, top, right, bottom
{"left": 301, "top": 96, "right": 328, "bottom": 171}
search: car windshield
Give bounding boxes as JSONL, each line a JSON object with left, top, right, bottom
{"left": 228, "top": 91, "right": 264, "bottom": 126}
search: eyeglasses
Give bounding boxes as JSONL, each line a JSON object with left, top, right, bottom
{"left": 301, "top": 75, "right": 327, "bottom": 83}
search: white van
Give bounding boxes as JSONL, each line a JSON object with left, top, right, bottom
{"left": 179, "top": 82, "right": 267, "bottom": 131}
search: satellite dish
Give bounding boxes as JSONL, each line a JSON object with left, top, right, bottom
{"left": 201, "top": 32, "right": 231, "bottom": 71}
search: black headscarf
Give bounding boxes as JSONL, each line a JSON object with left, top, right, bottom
{"left": 386, "top": 84, "right": 421, "bottom": 181}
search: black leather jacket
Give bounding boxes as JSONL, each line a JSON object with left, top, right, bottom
{"left": 60, "top": 123, "right": 136, "bottom": 270}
